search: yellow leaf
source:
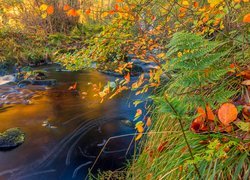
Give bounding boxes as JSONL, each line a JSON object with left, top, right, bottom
{"left": 157, "top": 53, "right": 165, "bottom": 58}
{"left": 40, "top": 4, "right": 48, "bottom": 11}
{"left": 101, "top": 12, "right": 109, "bottom": 18}
{"left": 136, "top": 124, "right": 144, "bottom": 133}
{"left": 41, "top": 13, "right": 47, "bottom": 19}
{"left": 135, "top": 133, "right": 143, "bottom": 141}
{"left": 182, "top": 1, "right": 189, "bottom": 6}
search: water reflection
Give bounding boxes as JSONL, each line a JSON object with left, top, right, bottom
{"left": 0, "top": 69, "right": 142, "bottom": 180}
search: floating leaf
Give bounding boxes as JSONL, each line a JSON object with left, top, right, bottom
{"left": 146, "top": 117, "right": 152, "bottom": 127}
{"left": 218, "top": 103, "right": 238, "bottom": 126}
{"left": 124, "top": 73, "right": 130, "bottom": 83}
{"left": 156, "top": 53, "right": 165, "bottom": 58}
{"left": 134, "top": 109, "right": 142, "bottom": 120}
{"left": 133, "top": 100, "right": 143, "bottom": 107}
{"left": 68, "top": 82, "right": 77, "bottom": 90}
{"left": 135, "top": 133, "right": 143, "bottom": 141}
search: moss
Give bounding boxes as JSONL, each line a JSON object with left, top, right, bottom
{"left": 0, "top": 128, "right": 25, "bottom": 150}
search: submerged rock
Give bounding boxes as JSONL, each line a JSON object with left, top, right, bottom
{"left": 120, "top": 119, "right": 134, "bottom": 127}
{"left": 0, "top": 75, "right": 16, "bottom": 86}
{"left": 0, "top": 128, "right": 25, "bottom": 150}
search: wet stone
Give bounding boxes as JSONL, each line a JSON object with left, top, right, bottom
{"left": 0, "top": 128, "right": 25, "bottom": 151}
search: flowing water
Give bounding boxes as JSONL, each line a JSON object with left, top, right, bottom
{"left": 0, "top": 66, "right": 146, "bottom": 180}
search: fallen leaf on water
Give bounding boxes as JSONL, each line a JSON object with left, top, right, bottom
{"left": 134, "top": 109, "right": 142, "bottom": 120}
{"left": 135, "top": 133, "right": 143, "bottom": 141}
{"left": 68, "top": 82, "right": 77, "bottom": 90}
{"left": 218, "top": 103, "right": 238, "bottom": 126}
{"left": 146, "top": 117, "right": 152, "bottom": 127}
{"left": 124, "top": 73, "right": 130, "bottom": 83}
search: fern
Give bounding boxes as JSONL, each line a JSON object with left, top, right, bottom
{"left": 161, "top": 32, "right": 239, "bottom": 115}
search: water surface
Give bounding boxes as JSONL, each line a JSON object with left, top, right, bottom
{"left": 0, "top": 68, "right": 144, "bottom": 180}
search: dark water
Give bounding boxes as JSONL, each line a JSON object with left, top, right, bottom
{"left": 0, "top": 67, "right": 146, "bottom": 180}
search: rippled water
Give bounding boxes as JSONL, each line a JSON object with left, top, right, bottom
{"left": 0, "top": 67, "right": 146, "bottom": 180}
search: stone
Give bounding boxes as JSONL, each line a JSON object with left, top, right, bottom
{"left": 0, "top": 128, "right": 25, "bottom": 151}
{"left": 0, "top": 75, "right": 16, "bottom": 86}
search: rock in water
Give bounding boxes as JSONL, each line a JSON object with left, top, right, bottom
{"left": 0, "top": 75, "right": 16, "bottom": 86}
{"left": 0, "top": 128, "right": 25, "bottom": 150}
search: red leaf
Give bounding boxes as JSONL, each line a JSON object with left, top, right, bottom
{"left": 114, "top": 4, "right": 119, "bottom": 11}
{"left": 157, "top": 141, "right": 168, "bottom": 153}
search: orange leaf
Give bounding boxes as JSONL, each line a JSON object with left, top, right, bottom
{"left": 63, "top": 4, "right": 70, "bottom": 11}
{"left": 136, "top": 124, "right": 144, "bottom": 133}
{"left": 47, "top": 5, "right": 54, "bottom": 15}
{"left": 179, "top": 7, "right": 187, "bottom": 13}
{"left": 206, "top": 104, "right": 215, "bottom": 121}
{"left": 109, "top": 10, "right": 115, "bottom": 15}
{"left": 237, "top": 70, "right": 250, "bottom": 79}
{"left": 114, "top": 4, "right": 119, "bottom": 11}
{"left": 193, "top": 1, "right": 199, "bottom": 8}
{"left": 230, "top": 63, "right": 236, "bottom": 69}
{"left": 68, "top": 82, "right": 77, "bottom": 91}
{"left": 67, "top": 9, "right": 78, "bottom": 17}
{"left": 197, "top": 107, "right": 206, "bottom": 118}
{"left": 124, "top": 73, "right": 130, "bottom": 83}
{"left": 85, "top": 9, "right": 91, "bottom": 15}
{"left": 146, "top": 117, "right": 152, "bottom": 127}
{"left": 218, "top": 103, "right": 238, "bottom": 126}
{"left": 243, "top": 13, "right": 250, "bottom": 23}
{"left": 135, "top": 133, "right": 143, "bottom": 141}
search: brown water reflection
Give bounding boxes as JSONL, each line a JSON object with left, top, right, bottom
{"left": 0, "top": 69, "right": 140, "bottom": 180}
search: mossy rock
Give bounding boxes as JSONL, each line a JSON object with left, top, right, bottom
{"left": 0, "top": 128, "right": 25, "bottom": 151}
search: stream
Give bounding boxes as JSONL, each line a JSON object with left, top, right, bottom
{"left": 0, "top": 65, "right": 148, "bottom": 180}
